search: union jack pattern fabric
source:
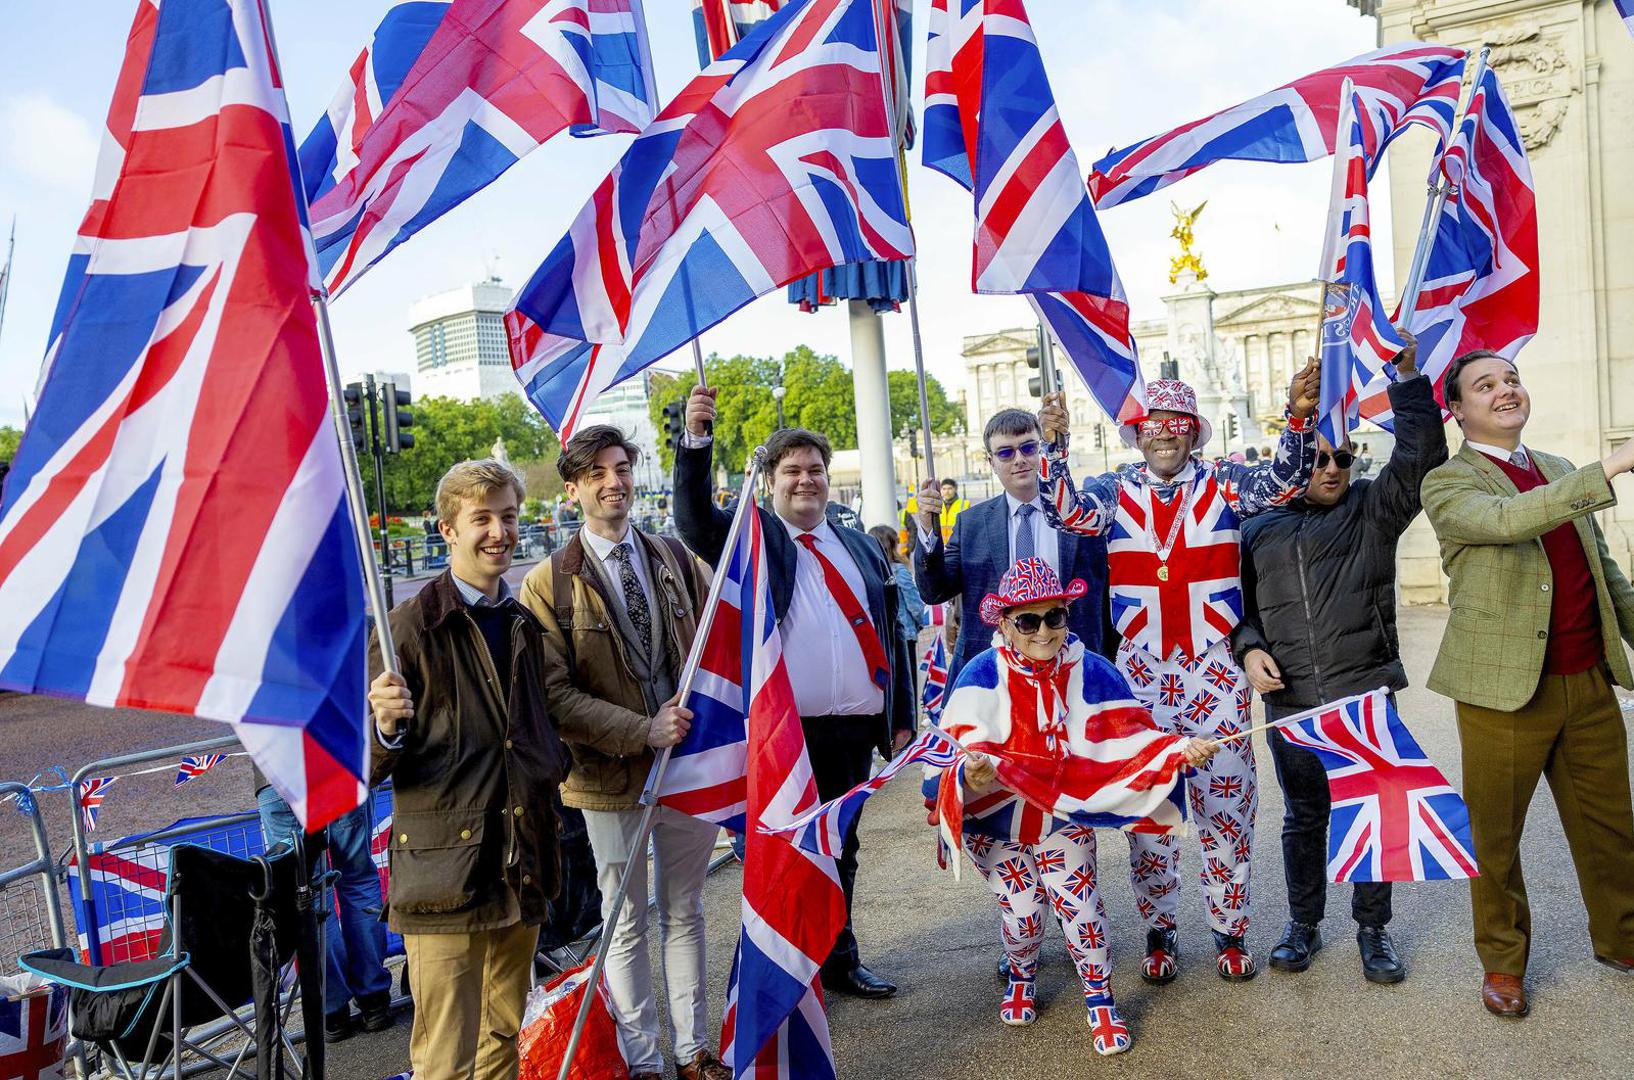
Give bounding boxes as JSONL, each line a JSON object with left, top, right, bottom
{"left": 1618, "top": 0, "right": 1634, "bottom": 38}
{"left": 0, "top": 985, "right": 68, "bottom": 1080}
{"left": 690, "top": 0, "right": 783, "bottom": 64}
{"left": 173, "top": 753, "right": 226, "bottom": 787}
{"left": 508, "top": 0, "right": 913, "bottom": 437}
{"left": 1363, "top": 63, "right": 1537, "bottom": 428}
{"left": 1088, "top": 43, "right": 1467, "bottom": 208}
{"left": 300, "top": 0, "right": 658, "bottom": 298}
{"left": 1315, "top": 85, "right": 1404, "bottom": 447}
{"left": 78, "top": 777, "right": 116, "bottom": 834}
{"left": 656, "top": 495, "right": 847, "bottom": 1078}
{"left": 1276, "top": 689, "right": 1477, "bottom": 883}
{"left": 919, "top": 632, "right": 950, "bottom": 721}
{"left": 923, "top": 0, "right": 1144, "bottom": 425}
{"left": 0, "top": 0, "right": 367, "bottom": 831}
{"left": 1117, "top": 639, "right": 1256, "bottom": 938}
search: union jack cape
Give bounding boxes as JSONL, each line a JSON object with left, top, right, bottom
{"left": 1088, "top": 43, "right": 1467, "bottom": 208}
{"left": 923, "top": 0, "right": 1144, "bottom": 425}
{"left": 1275, "top": 689, "right": 1477, "bottom": 883}
{"left": 507, "top": 0, "right": 914, "bottom": 437}
{"left": 300, "top": 0, "right": 658, "bottom": 297}
{"left": 0, "top": 0, "right": 367, "bottom": 831}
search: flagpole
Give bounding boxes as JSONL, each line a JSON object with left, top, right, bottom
{"left": 0, "top": 218, "right": 14, "bottom": 354}
{"left": 906, "top": 260, "right": 937, "bottom": 474}
{"left": 1310, "top": 77, "right": 1357, "bottom": 369}
{"left": 557, "top": 446, "right": 769, "bottom": 1080}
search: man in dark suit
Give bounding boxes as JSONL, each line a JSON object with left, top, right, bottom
{"left": 673, "top": 385, "right": 916, "bottom": 1000}
{"left": 912, "top": 407, "right": 1111, "bottom": 684}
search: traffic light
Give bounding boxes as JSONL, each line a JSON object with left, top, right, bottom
{"left": 343, "top": 382, "right": 367, "bottom": 453}
{"left": 1225, "top": 413, "right": 1240, "bottom": 443}
{"left": 381, "top": 380, "right": 415, "bottom": 453}
{"left": 1092, "top": 425, "right": 1105, "bottom": 450}
{"left": 662, "top": 400, "right": 686, "bottom": 451}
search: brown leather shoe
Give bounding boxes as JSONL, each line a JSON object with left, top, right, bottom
{"left": 677, "top": 1050, "right": 732, "bottom": 1080}
{"left": 1481, "top": 973, "right": 1529, "bottom": 1017}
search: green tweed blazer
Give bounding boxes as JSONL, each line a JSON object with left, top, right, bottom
{"left": 1421, "top": 443, "right": 1634, "bottom": 712}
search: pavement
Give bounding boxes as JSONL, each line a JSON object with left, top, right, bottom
{"left": 5, "top": 605, "right": 1634, "bottom": 1079}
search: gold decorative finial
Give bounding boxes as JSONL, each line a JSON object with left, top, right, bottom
{"left": 1168, "top": 200, "right": 1209, "bottom": 286}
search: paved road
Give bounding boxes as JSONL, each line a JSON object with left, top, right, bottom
{"left": 6, "top": 606, "right": 1634, "bottom": 1078}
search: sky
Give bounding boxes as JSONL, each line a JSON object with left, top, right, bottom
{"left": 0, "top": 0, "right": 1418, "bottom": 431}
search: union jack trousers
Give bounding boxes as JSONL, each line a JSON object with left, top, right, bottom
{"left": 1117, "top": 638, "right": 1257, "bottom": 939}
{"left": 962, "top": 825, "right": 1113, "bottom": 1007}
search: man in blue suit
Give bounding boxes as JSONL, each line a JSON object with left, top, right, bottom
{"left": 914, "top": 407, "right": 1112, "bottom": 684}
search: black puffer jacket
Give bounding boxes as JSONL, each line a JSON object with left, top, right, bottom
{"left": 1233, "top": 375, "right": 1448, "bottom": 709}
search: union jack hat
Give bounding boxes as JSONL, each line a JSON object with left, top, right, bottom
{"left": 1121, "top": 378, "right": 1213, "bottom": 450}
{"left": 980, "top": 557, "right": 1089, "bottom": 625}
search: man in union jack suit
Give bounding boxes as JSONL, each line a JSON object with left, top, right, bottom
{"left": 1036, "top": 362, "right": 1319, "bottom": 981}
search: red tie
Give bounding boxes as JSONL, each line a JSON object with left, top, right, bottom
{"left": 796, "top": 533, "right": 890, "bottom": 690}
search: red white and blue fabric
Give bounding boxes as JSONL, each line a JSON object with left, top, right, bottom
{"left": 976, "top": 556, "right": 1088, "bottom": 625}
{"left": 1315, "top": 86, "right": 1404, "bottom": 447}
{"left": 300, "top": 0, "right": 658, "bottom": 298}
{"left": 507, "top": 0, "right": 914, "bottom": 437}
{"left": 1617, "top": 0, "right": 1634, "bottom": 38}
{"left": 0, "top": 985, "right": 68, "bottom": 1080}
{"left": 1087, "top": 43, "right": 1467, "bottom": 208}
{"left": 173, "top": 754, "right": 226, "bottom": 787}
{"left": 923, "top": 0, "right": 1145, "bottom": 426}
{"left": 77, "top": 778, "right": 116, "bottom": 835}
{"left": 919, "top": 632, "right": 950, "bottom": 721}
{"left": 1276, "top": 688, "right": 1478, "bottom": 883}
{"left": 656, "top": 500, "right": 846, "bottom": 1079}
{"left": 690, "top": 0, "right": 783, "bottom": 64}
{"left": 1362, "top": 63, "right": 1537, "bottom": 428}
{"left": 0, "top": 0, "right": 367, "bottom": 831}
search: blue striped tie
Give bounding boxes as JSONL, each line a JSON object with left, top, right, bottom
{"left": 1014, "top": 503, "right": 1037, "bottom": 564}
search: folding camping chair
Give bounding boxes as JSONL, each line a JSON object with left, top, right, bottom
{"left": 20, "top": 841, "right": 321, "bottom": 1080}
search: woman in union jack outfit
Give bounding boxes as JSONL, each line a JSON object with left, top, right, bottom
{"left": 1035, "top": 365, "right": 1318, "bottom": 982}
{"left": 939, "top": 558, "right": 1218, "bottom": 1056}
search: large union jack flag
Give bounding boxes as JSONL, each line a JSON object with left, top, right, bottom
{"left": 507, "top": 0, "right": 913, "bottom": 437}
{"left": 923, "top": 0, "right": 1144, "bottom": 425}
{"left": 657, "top": 494, "right": 847, "bottom": 1079}
{"left": 1315, "top": 84, "right": 1403, "bottom": 447}
{"left": 300, "top": 0, "right": 658, "bottom": 298}
{"left": 1361, "top": 63, "right": 1537, "bottom": 428}
{"left": 1276, "top": 689, "right": 1478, "bottom": 883}
{"left": 0, "top": 0, "right": 366, "bottom": 831}
{"left": 1088, "top": 43, "right": 1467, "bottom": 208}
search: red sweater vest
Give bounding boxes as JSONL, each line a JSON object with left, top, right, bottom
{"left": 1486, "top": 453, "right": 1602, "bottom": 676}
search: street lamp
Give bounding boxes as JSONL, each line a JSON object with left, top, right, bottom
{"left": 772, "top": 384, "right": 787, "bottom": 429}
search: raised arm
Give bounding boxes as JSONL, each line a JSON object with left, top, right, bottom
{"left": 1360, "top": 336, "right": 1449, "bottom": 535}
{"left": 1421, "top": 458, "right": 1618, "bottom": 547}
{"left": 912, "top": 480, "right": 965, "bottom": 604}
{"left": 1036, "top": 391, "right": 1117, "bottom": 535}
{"left": 671, "top": 385, "right": 734, "bottom": 569}
{"left": 1216, "top": 357, "right": 1319, "bottom": 518}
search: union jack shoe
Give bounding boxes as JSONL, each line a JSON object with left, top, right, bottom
{"left": 1085, "top": 1001, "right": 1131, "bottom": 1056}
{"left": 999, "top": 975, "right": 1037, "bottom": 1026}
{"left": 1141, "top": 927, "right": 1178, "bottom": 984}
{"left": 1214, "top": 933, "right": 1257, "bottom": 981}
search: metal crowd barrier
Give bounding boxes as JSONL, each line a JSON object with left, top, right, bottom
{"left": 0, "top": 780, "right": 71, "bottom": 975}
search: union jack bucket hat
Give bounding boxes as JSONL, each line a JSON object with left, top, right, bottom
{"left": 1120, "top": 378, "right": 1213, "bottom": 451}
{"left": 980, "top": 557, "right": 1089, "bottom": 625}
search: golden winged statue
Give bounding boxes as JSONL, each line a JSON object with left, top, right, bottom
{"left": 1168, "top": 199, "right": 1209, "bottom": 286}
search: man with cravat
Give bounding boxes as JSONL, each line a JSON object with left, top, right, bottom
{"left": 674, "top": 385, "right": 917, "bottom": 1000}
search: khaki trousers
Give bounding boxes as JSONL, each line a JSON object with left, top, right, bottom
{"left": 1455, "top": 664, "right": 1634, "bottom": 975}
{"left": 404, "top": 921, "right": 539, "bottom": 1080}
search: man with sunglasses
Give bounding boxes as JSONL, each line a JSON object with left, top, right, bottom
{"left": 1230, "top": 333, "right": 1446, "bottom": 986}
{"left": 1037, "top": 364, "right": 1319, "bottom": 984}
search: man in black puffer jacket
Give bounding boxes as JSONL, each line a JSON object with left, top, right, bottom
{"left": 1233, "top": 333, "right": 1447, "bottom": 985}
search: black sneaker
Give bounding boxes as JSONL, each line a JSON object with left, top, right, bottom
{"left": 1269, "top": 921, "right": 1322, "bottom": 973}
{"left": 358, "top": 991, "right": 394, "bottom": 1032}
{"left": 323, "top": 1009, "right": 357, "bottom": 1044}
{"left": 1357, "top": 926, "right": 1406, "bottom": 984}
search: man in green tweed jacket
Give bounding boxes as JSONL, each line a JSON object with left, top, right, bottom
{"left": 1422, "top": 351, "right": 1634, "bottom": 1020}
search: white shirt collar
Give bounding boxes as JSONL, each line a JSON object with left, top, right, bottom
{"left": 783, "top": 516, "right": 840, "bottom": 547}
{"left": 580, "top": 524, "right": 634, "bottom": 564}
{"left": 1003, "top": 491, "right": 1044, "bottom": 516}
{"left": 452, "top": 572, "right": 512, "bottom": 608}
{"left": 1465, "top": 439, "right": 1528, "bottom": 464}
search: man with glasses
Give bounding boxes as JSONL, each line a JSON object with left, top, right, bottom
{"left": 1231, "top": 334, "right": 1446, "bottom": 985}
{"left": 1037, "top": 367, "right": 1318, "bottom": 984}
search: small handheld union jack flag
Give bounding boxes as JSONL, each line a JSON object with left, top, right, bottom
{"left": 79, "top": 777, "right": 116, "bottom": 833}
{"left": 919, "top": 634, "right": 949, "bottom": 721}
{"left": 174, "top": 754, "right": 227, "bottom": 788}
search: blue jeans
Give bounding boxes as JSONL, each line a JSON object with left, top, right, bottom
{"left": 257, "top": 787, "right": 393, "bottom": 1014}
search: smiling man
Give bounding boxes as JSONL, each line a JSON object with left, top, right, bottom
{"left": 1421, "top": 351, "right": 1634, "bottom": 1019}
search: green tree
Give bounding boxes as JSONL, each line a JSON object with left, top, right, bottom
{"left": 886, "top": 369, "right": 963, "bottom": 439}
{"left": 0, "top": 425, "right": 20, "bottom": 463}
{"left": 380, "top": 394, "right": 561, "bottom": 514}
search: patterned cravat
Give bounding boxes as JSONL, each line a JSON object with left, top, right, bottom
{"left": 1013, "top": 503, "right": 1037, "bottom": 563}
{"left": 607, "top": 544, "right": 651, "bottom": 659}
{"left": 1509, "top": 449, "right": 1529, "bottom": 469}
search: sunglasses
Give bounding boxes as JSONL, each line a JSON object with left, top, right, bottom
{"left": 990, "top": 440, "right": 1041, "bottom": 461}
{"left": 1005, "top": 607, "right": 1069, "bottom": 633}
{"left": 1316, "top": 449, "right": 1356, "bottom": 470}
{"left": 1136, "top": 416, "right": 1196, "bottom": 439}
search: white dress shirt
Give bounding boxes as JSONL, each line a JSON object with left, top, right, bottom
{"left": 1004, "top": 492, "right": 1061, "bottom": 576}
{"left": 782, "top": 518, "right": 885, "bottom": 717}
{"left": 1464, "top": 439, "right": 1530, "bottom": 470}
{"left": 580, "top": 525, "right": 652, "bottom": 612}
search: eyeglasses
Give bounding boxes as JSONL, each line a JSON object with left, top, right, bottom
{"left": 1005, "top": 607, "right": 1069, "bottom": 633}
{"left": 1136, "top": 416, "right": 1196, "bottom": 439}
{"left": 1315, "top": 449, "right": 1356, "bottom": 470}
{"left": 990, "top": 440, "right": 1041, "bottom": 461}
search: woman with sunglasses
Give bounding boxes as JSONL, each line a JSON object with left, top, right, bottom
{"left": 1032, "top": 366, "right": 1319, "bottom": 984}
{"left": 939, "top": 557, "right": 1218, "bottom": 1056}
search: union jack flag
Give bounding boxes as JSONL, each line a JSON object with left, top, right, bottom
{"left": 0, "top": 0, "right": 366, "bottom": 831}
{"left": 922, "top": 0, "right": 1144, "bottom": 425}
{"left": 1088, "top": 43, "right": 1467, "bottom": 208}
{"left": 77, "top": 777, "right": 116, "bottom": 834}
{"left": 1362, "top": 63, "right": 1537, "bottom": 428}
{"left": 507, "top": 0, "right": 914, "bottom": 437}
{"left": 920, "top": 632, "right": 950, "bottom": 720}
{"left": 300, "top": 0, "right": 657, "bottom": 298}
{"left": 1276, "top": 688, "right": 1478, "bottom": 883}
{"left": 1315, "top": 83, "right": 1404, "bottom": 447}
{"left": 691, "top": 0, "right": 783, "bottom": 64}
{"left": 1182, "top": 690, "right": 1219, "bottom": 727}
{"left": 1618, "top": 0, "right": 1634, "bottom": 38}
{"left": 0, "top": 985, "right": 67, "bottom": 1080}
{"left": 173, "top": 753, "right": 226, "bottom": 787}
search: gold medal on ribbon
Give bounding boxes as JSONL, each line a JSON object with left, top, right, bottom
{"left": 1157, "top": 564, "right": 1170, "bottom": 582}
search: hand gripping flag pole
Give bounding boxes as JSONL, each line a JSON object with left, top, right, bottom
{"left": 556, "top": 447, "right": 770, "bottom": 1080}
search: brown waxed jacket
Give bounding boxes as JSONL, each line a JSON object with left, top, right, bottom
{"left": 519, "top": 530, "right": 710, "bottom": 812}
{"left": 368, "top": 571, "right": 569, "bottom": 934}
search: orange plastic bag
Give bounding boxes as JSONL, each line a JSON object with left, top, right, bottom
{"left": 517, "top": 963, "right": 629, "bottom": 1080}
